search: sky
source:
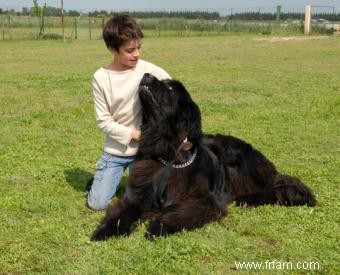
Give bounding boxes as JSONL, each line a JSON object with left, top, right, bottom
{"left": 1, "top": 0, "right": 339, "bottom": 14}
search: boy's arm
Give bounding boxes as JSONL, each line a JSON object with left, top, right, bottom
{"left": 93, "top": 77, "right": 137, "bottom": 146}
{"left": 150, "top": 65, "right": 171, "bottom": 80}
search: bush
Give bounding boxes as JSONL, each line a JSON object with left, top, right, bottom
{"left": 42, "top": 33, "right": 63, "bottom": 40}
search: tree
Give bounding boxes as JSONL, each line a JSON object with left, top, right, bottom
{"left": 68, "top": 10, "right": 80, "bottom": 17}
{"left": 45, "top": 6, "right": 61, "bottom": 16}
{"left": 32, "top": 0, "right": 47, "bottom": 35}
{"left": 21, "top": 7, "right": 30, "bottom": 15}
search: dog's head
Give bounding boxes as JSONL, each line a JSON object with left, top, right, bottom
{"left": 138, "top": 73, "right": 202, "bottom": 158}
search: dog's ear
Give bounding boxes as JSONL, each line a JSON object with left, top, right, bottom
{"left": 185, "top": 102, "right": 202, "bottom": 141}
{"left": 172, "top": 85, "right": 202, "bottom": 141}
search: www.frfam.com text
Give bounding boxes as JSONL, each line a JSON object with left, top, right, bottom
{"left": 234, "top": 260, "right": 320, "bottom": 270}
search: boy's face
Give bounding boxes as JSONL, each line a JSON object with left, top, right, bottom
{"left": 111, "top": 39, "right": 141, "bottom": 70}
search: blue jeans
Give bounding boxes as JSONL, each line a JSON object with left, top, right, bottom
{"left": 87, "top": 152, "right": 135, "bottom": 210}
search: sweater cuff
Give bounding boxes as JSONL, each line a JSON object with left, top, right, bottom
{"left": 127, "top": 129, "right": 136, "bottom": 145}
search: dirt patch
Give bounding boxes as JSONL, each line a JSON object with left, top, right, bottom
{"left": 254, "top": 36, "right": 330, "bottom": 42}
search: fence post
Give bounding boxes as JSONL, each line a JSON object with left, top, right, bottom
{"left": 89, "top": 17, "right": 92, "bottom": 40}
{"left": 304, "top": 5, "right": 312, "bottom": 34}
{"left": 7, "top": 14, "right": 10, "bottom": 39}
{"left": 276, "top": 5, "right": 282, "bottom": 26}
{"left": 2, "top": 16, "right": 4, "bottom": 40}
{"left": 61, "top": 0, "right": 65, "bottom": 42}
{"left": 74, "top": 18, "right": 77, "bottom": 40}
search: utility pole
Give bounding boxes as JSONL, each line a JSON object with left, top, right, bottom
{"left": 304, "top": 5, "right": 312, "bottom": 34}
{"left": 61, "top": 0, "right": 65, "bottom": 42}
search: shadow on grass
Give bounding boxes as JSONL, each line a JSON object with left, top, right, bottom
{"left": 64, "top": 168, "right": 93, "bottom": 192}
{"left": 64, "top": 168, "right": 129, "bottom": 197}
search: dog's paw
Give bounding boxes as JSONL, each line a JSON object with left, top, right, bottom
{"left": 91, "top": 218, "right": 135, "bottom": 241}
{"left": 145, "top": 220, "right": 173, "bottom": 240}
{"left": 235, "top": 196, "right": 264, "bottom": 207}
{"left": 91, "top": 223, "right": 116, "bottom": 241}
{"left": 235, "top": 200, "right": 250, "bottom": 208}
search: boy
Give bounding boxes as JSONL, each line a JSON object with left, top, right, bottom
{"left": 87, "top": 15, "right": 171, "bottom": 210}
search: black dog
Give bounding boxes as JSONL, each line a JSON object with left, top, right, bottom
{"left": 91, "top": 73, "right": 316, "bottom": 241}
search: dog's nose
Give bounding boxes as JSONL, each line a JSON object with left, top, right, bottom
{"left": 141, "top": 73, "right": 155, "bottom": 85}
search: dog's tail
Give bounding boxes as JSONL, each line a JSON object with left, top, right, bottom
{"left": 273, "top": 174, "right": 316, "bottom": 207}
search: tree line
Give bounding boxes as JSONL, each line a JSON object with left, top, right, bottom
{"left": 0, "top": 6, "right": 80, "bottom": 17}
{"left": 0, "top": 7, "right": 339, "bottom": 21}
{"left": 89, "top": 11, "right": 220, "bottom": 20}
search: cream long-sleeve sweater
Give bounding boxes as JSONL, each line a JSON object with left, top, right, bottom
{"left": 92, "top": 59, "right": 170, "bottom": 156}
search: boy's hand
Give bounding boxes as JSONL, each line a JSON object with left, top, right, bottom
{"left": 132, "top": 130, "right": 141, "bottom": 141}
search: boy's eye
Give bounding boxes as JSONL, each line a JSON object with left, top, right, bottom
{"left": 126, "top": 47, "right": 140, "bottom": 53}
{"left": 126, "top": 48, "right": 141, "bottom": 54}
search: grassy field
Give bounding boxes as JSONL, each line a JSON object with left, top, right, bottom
{"left": 0, "top": 35, "right": 339, "bottom": 274}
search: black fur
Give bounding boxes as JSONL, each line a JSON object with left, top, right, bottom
{"left": 91, "top": 73, "right": 316, "bottom": 241}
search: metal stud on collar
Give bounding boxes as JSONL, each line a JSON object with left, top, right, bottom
{"left": 158, "top": 148, "right": 197, "bottom": 169}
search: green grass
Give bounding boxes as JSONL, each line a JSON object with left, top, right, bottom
{"left": 0, "top": 35, "right": 339, "bottom": 274}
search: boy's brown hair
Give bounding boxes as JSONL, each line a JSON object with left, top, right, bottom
{"left": 103, "top": 14, "right": 144, "bottom": 52}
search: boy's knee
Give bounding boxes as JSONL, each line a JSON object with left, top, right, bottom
{"left": 87, "top": 195, "right": 110, "bottom": 211}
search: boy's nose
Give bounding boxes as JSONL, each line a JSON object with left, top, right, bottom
{"left": 133, "top": 49, "right": 140, "bottom": 57}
